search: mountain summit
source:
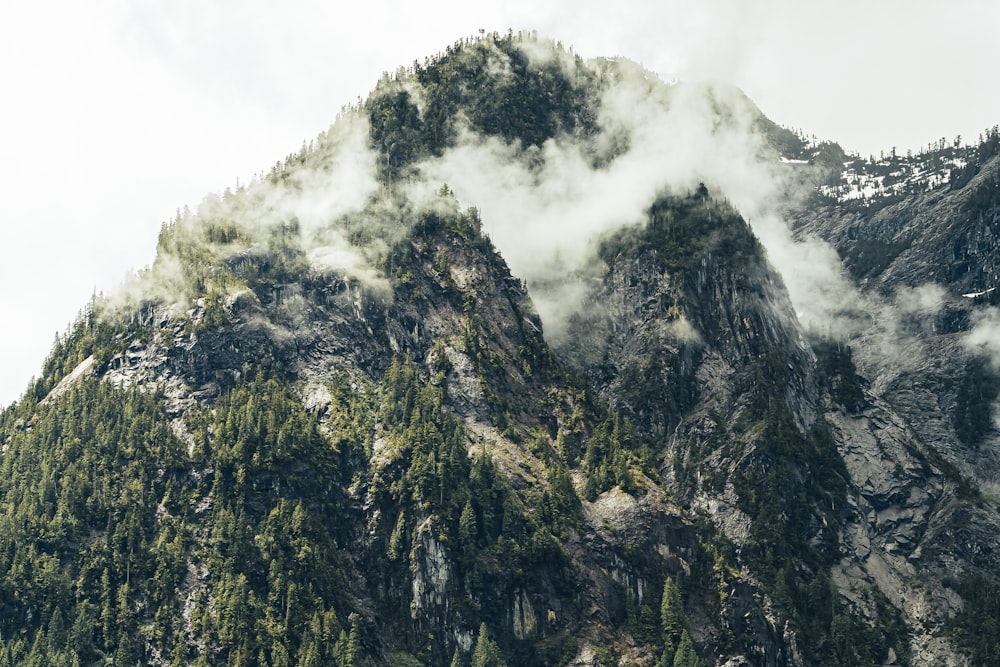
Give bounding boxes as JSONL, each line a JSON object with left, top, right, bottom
{"left": 1, "top": 32, "right": 999, "bottom": 667}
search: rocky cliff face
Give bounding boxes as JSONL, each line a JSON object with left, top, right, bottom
{"left": 798, "top": 154, "right": 1000, "bottom": 296}
{"left": 2, "top": 31, "right": 1000, "bottom": 667}
{"left": 788, "top": 141, "right": 1000, "bottom": 666}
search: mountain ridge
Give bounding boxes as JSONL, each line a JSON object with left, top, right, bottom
{"left": 1, "top": 31, "right": 999, "bottom": 667}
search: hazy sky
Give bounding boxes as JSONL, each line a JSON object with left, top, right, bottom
{"left": 1, "top": 0, "right": 997, "bottom": 407}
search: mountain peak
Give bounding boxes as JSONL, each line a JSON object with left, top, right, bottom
{"left": 2, "top": 33, "right": 999, "bottom": 667}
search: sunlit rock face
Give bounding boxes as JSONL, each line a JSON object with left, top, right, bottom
{"left": 1, "top": 32, "right": 999, "bottom": 667}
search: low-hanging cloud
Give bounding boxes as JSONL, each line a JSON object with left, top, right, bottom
{"left": 397, "top": 40, "right": 976, "bottom": 390}
{"left": 963, "top": 307, "right": 1000, "bottom": 368}
{"left": 961, "top": 306, "right": 1000, "bottom": 435}
{"left": 96, "top": 38, "right": 865, "bottom": 348}
{"left": 403, "top": 48, "right": 855, "bottom": 345}
{"left": 101, "top": 37, "right": 968, "bottom": 386}
{"left": 103, "top": 112, "right": 389, "bottom": 318}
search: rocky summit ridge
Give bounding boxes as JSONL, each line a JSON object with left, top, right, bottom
{"left": 1, "top": 32, "right": 999, "bottom": 667}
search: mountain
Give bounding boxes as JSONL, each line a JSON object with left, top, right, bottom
{"left": 1, "top": 31, "right": 999, "bottom": 667}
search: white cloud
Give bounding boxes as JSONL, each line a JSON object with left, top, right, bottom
{"left": 964, "top": 308, "right": 1000, "bottom": 368}
{"left": 1, "top": 0, "right": 997, "bottom": 406}
{"left": 400, "top": 55, "right": 847, "bottom": 344}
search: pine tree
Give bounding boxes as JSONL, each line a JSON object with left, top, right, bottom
{"left": 672, "top": 629, "right": 700, "bottom": 667}
{"left": 661, "top": 577, "right": 684, "bottom": 645}
{"left": 471, "top": 623, "right": 506, "bottom": 667}
{"left": 47, "top": 608, "right": 66, "bottom": 652}
{"left": 345, "top": 613, "right": 362, "bottom": 667}
{"left": 170, "top": 633, "right": 188, "bottom": 667}
{"left": 459, "top": 498, "right": 478, "bottom": 567}
{"left": 657, "top": 635, "right": 676, "bottom": 667}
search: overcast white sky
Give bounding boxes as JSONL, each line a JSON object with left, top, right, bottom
{"left": 1, "top": 0, "right": 997, "bottom": 407}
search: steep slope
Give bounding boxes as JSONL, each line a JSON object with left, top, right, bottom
{"left": 794, "top": 136, "right": 1000, "bottom": 506}
{"left": 0, "top": 192, "right": 573, "bottom": 664}
{"left": 2, "top": 31, "right": 999, "bottom": 667}
{"left": 799, "top": 142, "right": 1000, "bottom": 295}
{"left": 792, "top": 129, "right": 1000, "bottom": 667}
{"left": 0, "top": 188, "right": 794, "bottom": 665}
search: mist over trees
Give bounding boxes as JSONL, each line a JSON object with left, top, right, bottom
{"left": 1, "top": 29, "right": 999, "bottom": 667}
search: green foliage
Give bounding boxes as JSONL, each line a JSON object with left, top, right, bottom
{"left": 600, "top": 189, "right": 761, "bottom": 274}
{"left": 368, "top": 87, "right": 428, "bottom": 181}
{"left": 819, "top": 126, "right": 999, "bottom": 213}
{"left": 24, "top": 297, "right": 135, "bottom": 402}
{"left": 950, "top": 125, "right": 1000, "bottom": 190}
{"left": 803, "top": 588, "right": 910, "bottom": 667}
{"left": 757, "top": 119, "right": 809, "bottom": 159}
{"left": 1, "top": 27, "right": 958, "bottom": 667}
{"left": 647, "top": 577, "right": 707, "bottom": 667}
{"left": 952, "top": 359, "right": 1000, "bottom": 447}
{"left": 812, "top": 338, "right": 866, "bottom": 412}
{"left": 733, "top": 409, "right": 846, "bottom": 570}
{"left": 408, "top": 206, "right": 501, "bottom": 278}
{"left": 0, "top": 379, "right": 182, "bottom": 663}
{"left": 660, "top": 577, "right": 685, "bottom": 647}
{"left": 643, "top": 353, "right": 699, "bottom": 425}
{"left": 657, "top": 639, "right": 675, "bottom": 667}
{"left": 827, "top": 588, "right": 911, "bottom": 667}
{"left": 0, "top": 368, "right": 373, "bottom": 665}
{"left": 755, "top": 554, "right": 910, "bottom": 665}
{"left": 178, "top": 373, "right": 361, "bottom": 665}
{"left": 725, "top": 362, "right": 860, "bottom": 664}
{"left": 388, "top": 652, "right": 425, "bottom": 667}
{"left": 369, "top": 358, "right": 574, "bottom": 661}
{"left": 672, "top": 629, "right": 703, "bottom": 667}
{"left": 151, "top": 190, "right": 313, "bottom": 336}
{"left": 945, "top": 575, "right": 1000, "bottom": 666}
{"left": 582, "top": 412, "right": 644, "bottom": 500}
{"left": 367, "top": 32, "right": 597, "bottom": 183}
{"left": 470, "top": 623, "right": 507, "bottom": 667}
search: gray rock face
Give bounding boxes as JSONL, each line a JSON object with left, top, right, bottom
{"left": 558, "top": 234, "right": 817, "bottom": 441}
{"left": 790, "top": 151, "right": 1000, "bottom": 665}
{"left": 797, "top": 155, "right": 1000, "bottom": 295}
{"left": 537, "top": 175, "right": 1000, "bottom": 665}
{"left": 11, "top": 36, "right": 1000, "bottom": 667}
{"left": 54, "top": 178, "right": 1000, "bottom": 666}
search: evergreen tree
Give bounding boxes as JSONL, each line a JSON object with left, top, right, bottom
{"left": 661, "top": 577, "right": 685, "bottom": 645}
{"left": 672, "top": 629, "right": 700, "bottom": 667}
{"left": 345, "top": 613, "right": 363, "bottom": 667}
{"left": 658, "top": 636, "right": 676, "bottom": 667}
{"left": 459, "top": 498, "right": 478, "bottom": 567}
{"left": 471, "top": 623, "right": 506, "bottom": 667}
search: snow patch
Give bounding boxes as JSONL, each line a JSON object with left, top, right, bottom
{"left": 962, "top": 287, "right": 995, "bottom": 298}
